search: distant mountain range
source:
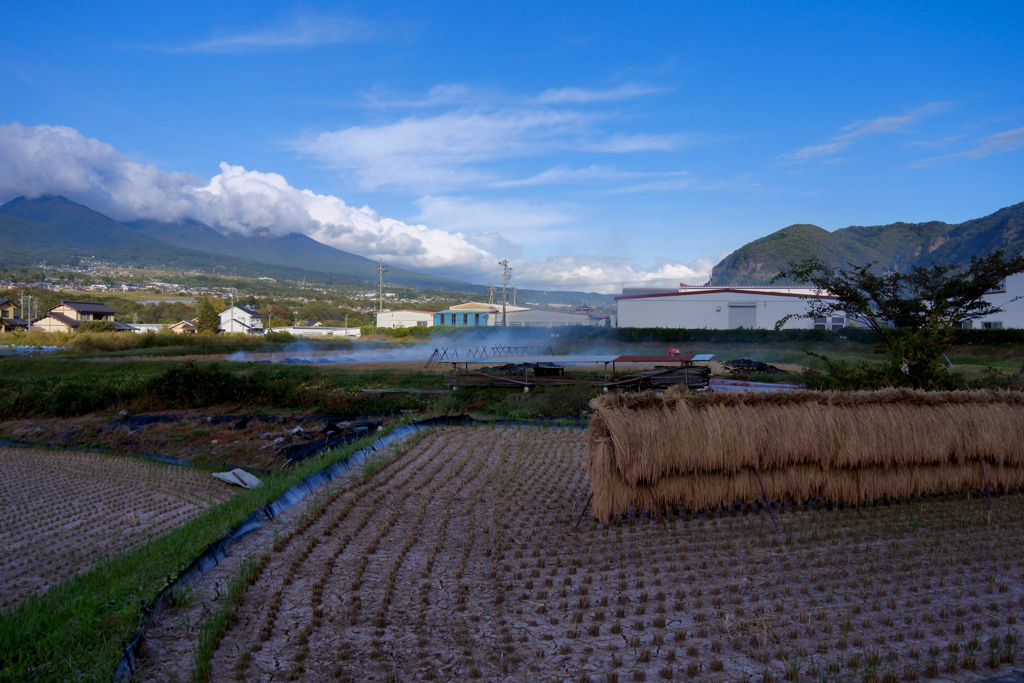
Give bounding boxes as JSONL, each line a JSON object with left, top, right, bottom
{"left": 0, "top": 195, "right": 472, "bottom": 290}
{"left": 708, "top": 200, "right": 1024, "bottom": 285}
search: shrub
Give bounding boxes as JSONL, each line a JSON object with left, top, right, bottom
{"left": 78, "top": 321, "right": 117, "bottom": 333}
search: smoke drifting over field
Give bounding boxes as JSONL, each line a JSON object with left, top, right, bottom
{"left": 224, "top": 340, "right": 437, "bottom": 364}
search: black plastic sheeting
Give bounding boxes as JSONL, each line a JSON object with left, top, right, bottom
{"left": 112, "top": 415, "right": 586, "bottom": 680}
{"left": 277, "top": 420, "right": 384, "bottom": 462}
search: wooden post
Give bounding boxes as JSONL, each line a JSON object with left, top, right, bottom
{"left": 573, "top": 492, "right": 594, "bottom": 531}
{"left": 981, "top": 461, "right": 993, "bottom": 524}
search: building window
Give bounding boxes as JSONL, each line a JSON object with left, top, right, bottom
{"left": 982, "top": 321, "right": 1004, "bottom": 330}
{"left": 475, "top": 313, "right": 480, "bottom": 324}
{"left": 1, "top": 310, "right": 7, "bottom": 319}
{"left": 813, "top": 316, "right": 827, "bottom": 330}
{"left": 956, "top": 321, "right": 973, "bottom": 330}
{"left": 463, "top": 314, "right": 468, "bottom": 325}
{"left": 417, "top": 321, "right": 428, "bottom": 327}
{"left": 987, "top": 279, "right": 1007, "bottom": 293}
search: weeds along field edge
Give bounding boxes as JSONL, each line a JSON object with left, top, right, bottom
{"left": 0, "top": 426, "right": 398, "bottom": 683}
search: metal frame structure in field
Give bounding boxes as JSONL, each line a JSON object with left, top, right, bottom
{"left": 440, "top": 353, "right": 715, "bottom": 388}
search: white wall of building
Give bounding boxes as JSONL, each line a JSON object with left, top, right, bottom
{"left": 616, "top": 287, "right": 840, "bottom": 329}
{"left": 219, "top": 306, "right": 263, "bottom": 334}
{"left": 977, "top": 273, "right": 1024, "bottom": 329}
{"left": 376, "top": 310, "right": 434, "bottom": 328}
{"left": 271, "top": 326, "right": 361, "bottom": 338}
{"left": 504, "top": 309, "right": 611, "bottom": 327}
{"left": 132, "top": 323, "right": 168, "bottom": 334}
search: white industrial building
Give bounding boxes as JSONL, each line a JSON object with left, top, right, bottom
{"left": 376, "top": 310, "right": 435, "bottom": 328}
{"left": 618, "top": 275, "right": 1024, "bottom": 330}
{"left": 970, "top": 273, "right": 1024, "bottom": 329}
{"left": 505, "top": 308, "right": 611, "bottom": 328}
{"left": 616, "top": 285, "right": 846, "bottom": 330}
{"left": 269, "top": 325, "right": 361, "bottom": 338}
{"left": 433, "top": 302, "right": 610, "bottom": 327}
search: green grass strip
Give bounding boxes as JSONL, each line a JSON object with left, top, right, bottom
{"left": 191, "top": 552, "right": 268, "bottom": 683}
{"left": 0, "top": 429, "right": 390, "bottom": 683}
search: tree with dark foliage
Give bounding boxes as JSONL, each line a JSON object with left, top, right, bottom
{"left": 774, "top": 249, "right": 1024, "bottom": 388}
{"left": 196, "top": 296, "right": 221, "bottom": 334}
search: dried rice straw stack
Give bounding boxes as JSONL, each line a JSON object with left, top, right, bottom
{"left": 585, "top": 388, "right": 1024, "bottom": 520}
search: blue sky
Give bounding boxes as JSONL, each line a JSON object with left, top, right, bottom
{"left": 1, "top": 1, "right": 1022, "bottom": 291}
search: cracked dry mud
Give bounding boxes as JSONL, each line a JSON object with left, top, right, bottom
{"left": 138, "top": 427, "right": 1024, "bottom": 682}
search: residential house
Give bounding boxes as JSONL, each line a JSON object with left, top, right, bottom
{"left": 219, "top": 306, "right": 264, "bottom": 334}
{"left": 0, "top": 299, "right": 29, "bottom": 333}
{"left": 33, "top": 301, "right": 135, "bottom": 333}
{"left": 169, "top": 320, "right": 197, "bottom": 334}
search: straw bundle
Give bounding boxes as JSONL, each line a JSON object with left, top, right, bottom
{"left": 585, "top": 388, "right": 1024, "bottom": 520}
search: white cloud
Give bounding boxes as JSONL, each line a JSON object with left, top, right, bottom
{"left": 908, "top": 125, "right": 1024, "bottom": 167}
{"left": 296, "top": 109, "right": 586, "bottom": 192}
{"left": 905, "top": 134, "right": 964, "bottom": 148}
{"left": 359, "top": 84, "right": 479, "bottom": 109}
{"left": 580, "top": 133, "right": 690, "bottom": 153}
{"left": 531, "top": 83, "right": 664, "bottom": 104}
{"left": 0, "top": 123, "right": 491, "bottom": 274}
{"left": 180, "top": 12, "right": 373, "bottom": 53}
{"left": 513, "top": 254, "right": 726, "bottom": 294}
{"left": 296, "top": 106, "right": 689, "bottom": 192}
{"left": 490, "top": 164, "right": 635, "bottom": 188}
{"left": 0, "top": 122, "right": 202, "bottom": 221}
{"left": 415, "top": 195, "right": 575, "bottom": 242}
{"left": 780, "top": 102, "right": 954, "bottom": 162}
{"left": 0, "top": 123, "right": 729, "bottom": 292}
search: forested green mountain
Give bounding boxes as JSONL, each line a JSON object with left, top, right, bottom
{"left": 0, "top": 196, "right": 473, "bottom": 290}
{"left": 708, "top": 201, "right": 1024, "bottom": 285}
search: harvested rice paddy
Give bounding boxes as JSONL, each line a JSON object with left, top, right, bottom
{"left": 0, "top": 447, "right": 236, "bottom": 610}
{"left": 140, "top": 427, "right": 1023, "bottom": 682}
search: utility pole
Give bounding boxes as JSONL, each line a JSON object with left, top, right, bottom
{"left": 488, "top": 283, "right": 496, "bottom": 306}
{"left": 512, "top": 285, "right": 517, "bottom": 307}
{"left": 378, "top": 259, "right": 388, "bottom": 313}
{"left": 498, "top": 260, "right": 512, "bottom": 327}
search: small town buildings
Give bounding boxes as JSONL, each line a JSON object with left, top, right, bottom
{"left": 0, "top": 299, "right": 29, "bottom": 333}
{"left": 376, "top": 310, "right": 435, "bottom": 328}
{"left": 433, "top": 302, "right": 529, "bottom": 327}
{"left": 433, "top": 301, "right": 610, "bottom": 327}
{"left": 32, "top": 301, "right": 135, "bottom": 333}
{"left": 616, "top": 285, "right": 843, "bottom": 330}
{"left": 219, "top": 306, "right": 263, "bottom": 335}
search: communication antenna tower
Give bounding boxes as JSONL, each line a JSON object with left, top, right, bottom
{"left": 378, "top": 259, "right": 388, "bottom": 312}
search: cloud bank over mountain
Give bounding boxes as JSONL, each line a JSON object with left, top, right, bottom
{"left": 0, "top": 122, "right": 715, "bottom": 291}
